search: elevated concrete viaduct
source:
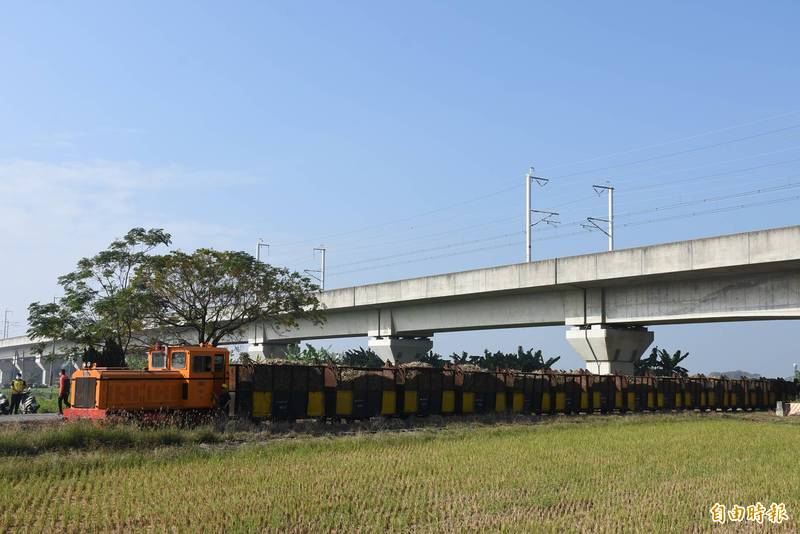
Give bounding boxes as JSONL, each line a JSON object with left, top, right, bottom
{"left": 4, "top": 226, "right": 800, "bottom": 376}
{"left": 0, "top": 336, "right": 75, "bottom": 386}
{"left": 250, "top": 225, "right": 800, "bottom": 373}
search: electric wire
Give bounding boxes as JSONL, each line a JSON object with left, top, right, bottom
{"left": 549, "top": 123, "right": 800, "bottom": 180}
{"left": 269, "top": 114, "right": 800, "bottom": 250}
{"left": 327, "top": 194, "right": 800, "bottom": 278}
{"left": 265, "top": 112, "right": 800, "bottom": 278}
{"left": 542, "top": 110, "right": 800, "bottom": 171}
{"left": 277, "top": 151, "right": 800, "bottom": 265}
{"left": 327, "top": 185, "right": 800, "bottom": 274}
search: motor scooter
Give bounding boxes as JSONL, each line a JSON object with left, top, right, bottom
{"left": 20, "top": 388, "right": 39, "bottom": 414}
{"left": 0, "top": 393, "right": 10, "bottom": 415}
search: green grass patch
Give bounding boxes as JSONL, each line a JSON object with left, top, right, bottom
{"left": 0, "top": 421, "right": 220, "bottom": 455}
{"left": 0, "top": 387, "right": 60, "bottom": 413}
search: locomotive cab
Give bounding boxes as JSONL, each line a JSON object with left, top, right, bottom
{"left": 65, "top": 344, "right": 230, "bottom": 419}
{"left": 147, "top": 345, "right": 230, "bottom": 405}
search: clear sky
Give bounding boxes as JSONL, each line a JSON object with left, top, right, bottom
{"left": 1, "top": 2, "right": 799, "bottom": 376}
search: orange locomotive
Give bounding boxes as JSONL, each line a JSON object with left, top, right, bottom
{"left": 64, "top": 344, "right": 229, "bottom": 419}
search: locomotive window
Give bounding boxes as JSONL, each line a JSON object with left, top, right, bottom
{"left": 192, "top": 355, "right": 212, "bottom": 372}
{"left": 151, "top": 351, "right": 166, "bottom": 369}
{"left": 171, "top": 352, "right": 187, "bottom": 370}
{"left": 214, "top": 354, "right": 225, "bottom": 372}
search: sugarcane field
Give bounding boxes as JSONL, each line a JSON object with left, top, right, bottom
{"left": 4, "top": 2, "right": 800, "bottom": 532}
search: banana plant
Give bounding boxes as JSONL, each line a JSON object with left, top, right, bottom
{"left": 340, "top": 347, "right": 383, "bottom": 368}
{"left": 450, "top": 347, "right": 560, "bottom": 371}
{"left": 656, "top": 348, "right": 689, "bottom": 377}
{"left": 636, "top": 347, "right": 689, "bottom": 376}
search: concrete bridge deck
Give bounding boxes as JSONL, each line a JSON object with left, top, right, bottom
{"left": 317, "top": 224, "right": 800, "bottom": 312}
{"left": 250, "top": 225, "right": 800, "bottom": 372}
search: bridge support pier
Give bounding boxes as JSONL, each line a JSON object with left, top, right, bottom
{"left": 264, "top": 343, "right": 296, "bottom": 358}
{"left": 247, "top": 341, "right": 296, "bottom": 360}
{"left": 33, "top": 356, "right": 47, "bottom": 386}
{"left": 368, "top": 336, "right": 433, "bottom": 365}
{"left": 566, "top": 325, "right": 654, "bottom": 375}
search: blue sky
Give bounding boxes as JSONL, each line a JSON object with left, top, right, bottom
{"left": 1, "top": 2, "right": 799, "bottom": 376}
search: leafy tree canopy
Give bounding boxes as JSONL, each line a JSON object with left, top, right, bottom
{"left": 451, "top": 346, "right": 560, "bottom": 372}
{"left": 284, "top": 344, "right": 339, "bottom": 365}
{"left": 28, "top": 228, "right": 171, "bottom": 366}
{"left": 137, "top": 249, "right": 323, "bottom": 346}
{"left": 340, "top": 347, "right": 385, "bottom": 368}
{"left": 272, "top": 345, "right": 385, "bottom": 368}
{"left": 416, "top": 351, "right": 446, "bottom": 368}
{"left": 241, "top": 345, "right": 559, "bottom": 372}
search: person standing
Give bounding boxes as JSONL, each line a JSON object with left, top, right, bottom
{"left": 10, "top": 373, "right": 26, "bottom": 415}
{"left": 58, "top": 369, "right": 71, "bottom": 415}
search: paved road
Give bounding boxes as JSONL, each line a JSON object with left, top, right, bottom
{"left": 0, "top": 413, "right": 62, "bottom": 424}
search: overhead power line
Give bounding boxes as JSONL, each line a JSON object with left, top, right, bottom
{"left": 552, "top": 123, "right": 800, "bottom": 180}
{"left": 543, "top": 110, "right": 800, "bottom": 171}
{"left": 271, "top": 184, "right": 520, "bottom": 248}
{"left": 413, "top": 178, "right": 800, "bottom": 248}
{"left": 280, "top": 153, "right": 800, "bottom": 265}
{"left": 617, "top": 195, "right": 800, "bottom": 229}
{"left": 328, "top": 238, "right": 529, "bottom": 277}
{"left": 532, "top": 145, "right": 800, "bottom": 210}
{"left": 327, "top": 192, "right": 800, "bottom": 277}
{"left": 271, "top": 113, "right": 800, "bottom": 250}
{"left": 616, "top": 155, "right": 800, "bottom": 196}
{"left": 330, "top": 231, "right": 523, "bottom": 269}
{"left": 279, "top": 145, "right": 800, "bottom": 266}
{"left": 615, "top": 179, "right": 800, "bottom": 219}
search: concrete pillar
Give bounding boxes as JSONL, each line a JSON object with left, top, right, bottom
{"left": 263, "top": 343, "right": 295, "bottom": 358}
{"left": 368, "top": 336, "right": 433, "bottom": 365}
{"left": 34, "top": 356, "right": 47, "bottom": 386}
{"left": 566, "top": 325, "right": 654, "bottom": 375}
{"left": 247, "top": 340, "right": 295, "bottom": 361}
{"left": 11, "top": 352, "right": 23, "bottom": 378}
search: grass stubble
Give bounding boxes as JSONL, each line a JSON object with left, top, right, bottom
{"left": 0, "top": 413, "right": 797, "bottom": 533}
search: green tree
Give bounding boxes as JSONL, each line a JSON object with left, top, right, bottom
{"left": 417, "top": 351, "right": 446, "bottom": 368}
{"left": 449, "top": 351, "right": 469, "bottom": 365}
{"left": 635, "top": 347, "right": 690, "bottom": 377}
{"left": 340, "top": 347, "right": 384, "bottom": 368}
{"left": 655, "top": 348, "right": 690, "bottom": 377}
{"left": 459, "top": 346, "right": 560, "bottom": 371}
{"left": 124, "top": 352, "right": 149, "bottom": 370}
{"left": 27, "top": 228, "right": 171, "bottom": 366}
{"left": 284, "top": 343, "right": 340, "bottom": 365}
{"left": 137, "top": 249, "right": 323, "bottom": 346}
{"left": 519, "top": 347, "right": 561, "bottom": 372}
{"left": 634, "top": 348, "right": 658, "bottom": 375}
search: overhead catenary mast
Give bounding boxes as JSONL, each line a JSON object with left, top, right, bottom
{"left": 525, "top": 166, "right": 555, "bottom": 262}
{"left": 583, "top": 184, "right": 615, "bottom": 251}
{"left": 2, "top": 309, "right": 11, "bottom": 339}
{"left": 304, "top": 247, "right": 327, "bottom": 290}
{"left": 256, "top": 239, "right": 270, "bottom": 262}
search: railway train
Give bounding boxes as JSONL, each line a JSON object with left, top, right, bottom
{"left": 64, "top": 344, "right": 798, "bottom": 421}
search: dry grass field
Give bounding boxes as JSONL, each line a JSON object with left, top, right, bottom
{"left": 0, "top": 413, "right": 798, "bottom": 532}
